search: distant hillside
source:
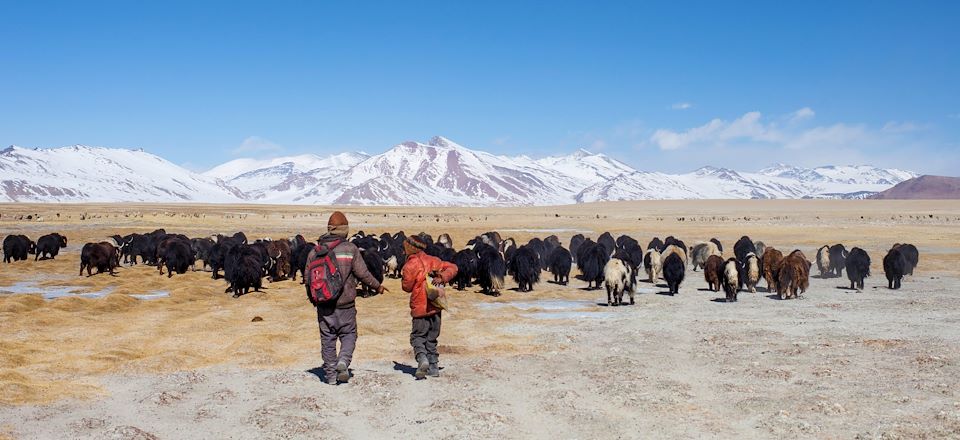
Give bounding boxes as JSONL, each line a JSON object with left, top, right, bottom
{"left": 871, "top": 175, "right": 960, "bottom": 200}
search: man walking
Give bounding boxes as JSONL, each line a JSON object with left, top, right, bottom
{"left": 401, "top": 235, "right": 458, "bottom": 379}
{"left": 307, "top": 211, "right": 387, "bottom": 385}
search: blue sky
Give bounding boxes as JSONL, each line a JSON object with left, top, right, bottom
{"left": 1, "top": 1, "right": 958, "bottom": 174}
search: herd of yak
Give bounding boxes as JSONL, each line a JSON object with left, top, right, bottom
{"left": 2, "top": 229, "right": 920, "bottom": 302}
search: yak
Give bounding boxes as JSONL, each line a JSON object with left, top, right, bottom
{"left": 548, "top": 246, "right": 572, "bottom": 285}
{"left": 883, "top": 247, "right": 908, "bottom": 290}
{"left": 703, "top": 254, "right": 724, "bottom": 292}
{"left": 604, "top": 257, "right": 636, "bottom": 306}
{"left": 662, "top": 252, "right": 685, "bottom": 295}
{"left": 35, "top": 233, "right": 67, "bottom": 261}
{"left": 508, "top": 245, "right": 540, "bottom": 292}
{"left": 3, "top": 235, "right": 36, "bottom": 263}
{"left": 79, "top": 242, "right": 119, "bottom": 276}
{"left": 845, "top": 247, "right": 871, "bottom": 291}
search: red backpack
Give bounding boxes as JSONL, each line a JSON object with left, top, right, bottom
{"left": 305, "top": 239, "right": 345, "bottom": 306}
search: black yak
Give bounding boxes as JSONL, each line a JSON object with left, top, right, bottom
{"left": 359, "top": 249, "right": 384, "bottom": 296}
{"left": 891, "top": 243, "right": 919, "bottom": 275}
{"left": 662, "top": 252, "right": 685, "bottom": 295}
{"left": 190, "top": 237, "right": 215, "bottom": 270}
{"left": 508, "top": 245, "right": 540, "bottom": 292}
{"left": 452, "top": 249, "right": 479, "bottom": 291}
{"left": 35, "top": 233, "right": 67, "bottom": 261}
{"left": 597, "top": 232, "right": 616, "bottom": 257}
{"left": 569, "top": 234, "right": 585, "bottom": 264}
{"left": 548, "top": 246, "right": 572, "bottom": 285}
{"left": 883, "top": 247, "right": 908, "bottom": 290}
{"left": 3, "top": 235, "right": 35, "bottom": 263}
{"left": 647, "top": 237, "right": 664, "bottom": 252}
{"left": 476, "top": 244, "right": 506, "bottom": 296}
{"left": 828, "top": 244, "right": 848, "bottom": 278}
{"left": 733, "top": 236, "right": 756, "bottom": 263}
{"left": 578, "top": 242, "right": 609, "bottom": 290}
{"left": 845, "top": 247, "right": 870, "bottom": 290}
{"left": 159, "top": 239, "right": 195, "bottom": 278}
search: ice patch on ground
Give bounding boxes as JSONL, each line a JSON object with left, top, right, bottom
{"left": 0, "top": 281, "right": 113, "bottom": 300}
{"left": 129, "top": 291, "right": 170, "bottom": 300}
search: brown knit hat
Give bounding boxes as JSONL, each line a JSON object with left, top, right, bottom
{"left": 327, "top": 211, "right": 349, "bottom": 238}
{"left": 404, "top": 235, "right": 427, "bottom": 256}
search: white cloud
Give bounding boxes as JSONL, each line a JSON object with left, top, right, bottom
{"left": 783, "top": 123, "right": 869, "bottom": 150}
{"left": 492, "top": 136, "right": 511, "bottom": 146}
{"left": 231, "top": 136, "right": 284, "bottom": 156}
{"left": 789, "top": 107, "right": 815, "bottom": 123}
{"left": 650, "top": 111, "right": 783, "bottom": 150}
{"left": 671, "top": 102, "right": 693, "bottom": 110}
{"left": 882, "top": 121, "right": 928, "bottom": 133}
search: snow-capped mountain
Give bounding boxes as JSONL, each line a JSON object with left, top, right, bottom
{"left": 0, "top": 137, "right": 919, "bottom": 205}
{"left": 204, "top": 152, "right": 369, "bottom": 201}
{"left": 0, "top": 145, "right": 244, "bottom": 203}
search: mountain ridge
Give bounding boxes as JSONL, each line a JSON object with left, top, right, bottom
{"left": 0, "top": 138, "right": 918, "bottom": 205}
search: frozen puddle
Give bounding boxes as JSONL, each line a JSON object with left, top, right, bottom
{"left": 0, "top": 281, "right": 170, "bottom": 301}
{"left": 0, "top": 281, "right": 114, "bottom": 300}
{"left": 478, "top": 299, "right": 616, "bottom": 319}
{"left": 129, "top": 291, "right": 170, "bottom": 300}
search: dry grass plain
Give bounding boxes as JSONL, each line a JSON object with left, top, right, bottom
{"left": 1, "top": 200, "right": 960, "bottom": 439}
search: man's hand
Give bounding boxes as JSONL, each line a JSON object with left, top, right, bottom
{"left": 432, "top": 276, "right": 445, "bottom": 287}
{"left": 377, "top": 285, "right": 390, "bottom": 294}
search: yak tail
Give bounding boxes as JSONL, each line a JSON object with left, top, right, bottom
{"left": 491, "top": 274, "right": 504, "bottom": 291}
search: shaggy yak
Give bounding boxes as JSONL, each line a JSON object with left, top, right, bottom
{"left": 662, "top": 252, "right": 685, "bottom": 295}
{"left": 79, "top": 242, "right": 120, "bottom": 276}
{"left": 476, "top": 243, "right": 506, "bottom": 296}
{"left": 690, "top": 241, "right": 721, "bottom": 271}
{"left": 579, "top": 242, "right": 610, "bottom": 290}
{"left": 358, "top": 249, "right": 385, "bottom": 297}
{"left": 437, "top": 233, "right": 454, "bottom": 249}
{"left": 568, "top": 234, "right": 585, "bottom": 264}
{"left": 815, "top": 245, "right": 831, "bottom": 278}
{"left": 604, "top": 257, "right": 636, "bottom": 306}
{"left": 845, "top": 247, "right": 871, "bottom": 291}
{"left": 891, "top": 243, "right": 919, "bottom": 275}
{"left": 709, "top": 238, "right": 723, "bottom": 253}
{"left": 663, "top": 237, "right": 688, "bottom": 263}
{"left": 548, "top": 246, "right": 572, "bottom": 285}
{"left": 647, "top": 237, "right": 665, "bottom": 252}
{"left": 761, "top": 247, "right": 785, "bottom": 292}
{"left": 754, "top": 241, "right": 767, "bottom": 263}
{"left": 265, "top": 240, "right": 292, "bottom": 281}
{"left": 741, "top": 252, "right": 761, "bottom": 293}
{"left": 661, "top": 244, "right": 687, "bottom": 267}
{"left": 734, "top": 236, "right": 756, "bottom": 263}
{"left": 643, "top": 249, "right": 662, "bottom": 284}
{"left": 828, "top": 244, "right": 848, "bottom": 278}
{"left": 721, "top": 258, "right": 740, "bottom": 302}
{"left": 190, "top": 237, "right": 215, "bottom": 270}
{"left": 35, "top": 233, "right": 67, "bottom": 261}
{"left": 452, "top": 249, "right": 479, "bottom": 291}
{"left": 3, "top": 235, "right": 36, "bottom": 263}
{"left": 703, "top": 254, "right": 724, "bottom": 292}
{"left": 224, "top": 244, "right": 264, "bottom": 297}
{"left": 777, "top": 250, "right": 810, "bottom": 300}
{"left": 597, "top": 232, "right": 616, "bottom": 257}
{"left": 159, "top": 239, "right": 195, "bottom": 278}
{"left": 883, "top": 247, "right": 909, "bottom": 290}
{"left": 509, "top": 245, "right": 541, "bottom": 292}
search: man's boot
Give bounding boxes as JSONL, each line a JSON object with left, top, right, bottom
{"left": 428, "top": 363, "right": 440, "bottom": 377}
{"left": 336, "top": 360, "right": 349, "bottom": 383}
{"left": 415, "top": 354, "right": 429, "bottom": 379}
